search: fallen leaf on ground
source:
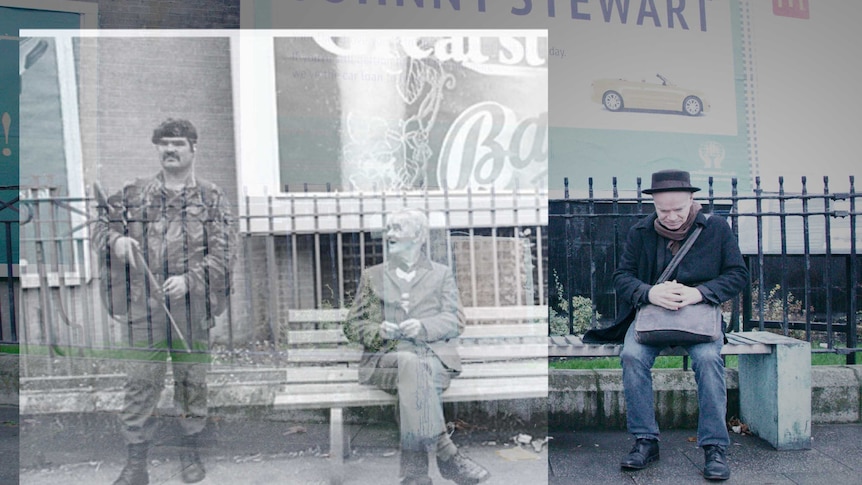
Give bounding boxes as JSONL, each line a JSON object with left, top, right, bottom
{"left": 284, "top": 425, "right": 307, "bottom": 435}
{"left": 531, "top": 436, "right": 552, "bottom": 453}
{"left": 727, "top": 416, "right": 751, "bottom": 435}
{"left": 496, "top": 447, "right": 541, "bottom": 461}
{"left": 448, "top": 419, "right": 487, "bottom": 432}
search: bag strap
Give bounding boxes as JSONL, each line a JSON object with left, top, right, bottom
{"left": 656, "top": 213, "right": 710, "bottom": 284}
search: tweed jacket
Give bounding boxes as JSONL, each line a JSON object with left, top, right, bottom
{"left": 344, "top": 258, "right": 466, "bottom": 384}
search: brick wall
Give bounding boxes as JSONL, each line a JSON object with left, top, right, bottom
{"left": 79, "top": 36, "right": 237, "bottom": 203}
{"left": 452, "top": 236, "right": 534, "bottom": 308}
{"left": 70, "top": 0, "right": 240, "bottom": 29}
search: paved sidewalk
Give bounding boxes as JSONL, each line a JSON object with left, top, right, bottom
{"left": 19, "top": 439, "right": 546, "bottom": 485}
{"left": 6, "top": 404, "right": 862, "bottom": 484}
{"left": 0, "top": 406, "right": 18, "bottom": 485}
{"left": 549, "top": 424, "right": 862, "bottom": 484}
{"left": 13, "top": 407, "right": 547, "bottom": 485}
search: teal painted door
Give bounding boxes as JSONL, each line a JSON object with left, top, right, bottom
{"left": 0, "top": 6, "right": 80, "bottom": 268}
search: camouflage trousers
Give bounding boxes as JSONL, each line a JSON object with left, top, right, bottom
{"left": 116, "top": 317, "right": 210, "bottom": 445}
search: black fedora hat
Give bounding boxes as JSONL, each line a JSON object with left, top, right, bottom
{"left": 642, "top": 169, "right": 701, "bottom": 194}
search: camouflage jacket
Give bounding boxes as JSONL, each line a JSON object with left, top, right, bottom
{"left": 92, "top": 173, "right": 237, "bottom": 325}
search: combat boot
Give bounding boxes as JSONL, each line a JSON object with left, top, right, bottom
{"left": 113, "top": 442, "right": 149, "bottom": 485}
{"left": 180, "top": 434, "right": 206, "bottom": 483}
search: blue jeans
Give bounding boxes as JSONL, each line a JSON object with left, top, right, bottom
{"left": 620, "top": 322, "right": 730, "bottom": 447}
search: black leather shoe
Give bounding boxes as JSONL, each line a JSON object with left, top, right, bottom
{"left": 437, "top": 452, "right": 490, "bottom": 484}
{"left": 400, "top": 450, "right": 431, "bottom": 485}
{"left": 703, "top": 445, "right": 731, "bottom": 481}
{"left": 620, "top": 438, "right": 660, "bottom": 470}
{"left": 400, "top": 477, "right": 433, "bottom": 485}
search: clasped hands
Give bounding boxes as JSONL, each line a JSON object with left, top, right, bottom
{"left": 112, "top": 236, "right": 188, "bottom": 299}
{"left": 648, "top": 280, "right": 703, "bottom": 311}
{"left": 379, "top": 318, "right": 423, "bottom": 340}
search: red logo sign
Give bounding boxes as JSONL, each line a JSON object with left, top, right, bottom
{"left": 773, "top": 0, "right": 810, "bottom": 19}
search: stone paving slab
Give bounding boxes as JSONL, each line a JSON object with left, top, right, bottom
{"left": 0, "top": 405, "right": 19, "bottom": 484}
{"left": 549, "top": 425, "right": 862, "bottom": 485}
{"left": 15, "top": 408, "right": 547, "bottom": 484}
{"left": 17, "top": 440, "right": 547, "bottom": 485}
{"left": 800, "top": 423, "right": 862, "bottom": 472}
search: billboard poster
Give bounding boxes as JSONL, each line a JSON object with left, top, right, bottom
{"left": 275, "top": 33, "right": 548, "bottom": 193}
{"left": 245, "top": 0, "right": 753, "bottom": 195}
{"left": 552, "top": 0, "right": 749, "bottom": 194}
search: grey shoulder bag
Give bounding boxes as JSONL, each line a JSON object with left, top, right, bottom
{"left": 633, "top": 216, "right": 723, "bottom": 346}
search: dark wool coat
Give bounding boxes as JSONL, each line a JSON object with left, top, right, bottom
{"left": 582, "top": 211, "right": 749, "bottom": 344}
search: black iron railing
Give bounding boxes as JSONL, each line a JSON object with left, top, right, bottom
{"left": 15, "top": 187, "right": 548, "bottom": 374}
{"left": 0, "top": 186, "right": 19, "bottom": 345}
{"left": 550, "top": 176, "right": 860, "bottom": 364}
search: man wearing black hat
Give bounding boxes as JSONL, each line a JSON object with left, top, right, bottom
{"left": 93, "top": 118, "right": 236, "bottom": 485}
{"left": 583, "top": 169, "right": 748, "bottom": 481}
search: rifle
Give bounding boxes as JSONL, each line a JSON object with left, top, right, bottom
{"left": 93, "top": 182, "right": 191, "bottom": 352}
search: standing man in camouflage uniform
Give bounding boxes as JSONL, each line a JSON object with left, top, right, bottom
{"left": 93, "top": 119, "right": 236, "bottom": 485}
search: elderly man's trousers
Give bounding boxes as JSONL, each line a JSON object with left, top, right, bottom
{"left": 367, "top": 342, "right": 452, "bottom": 452}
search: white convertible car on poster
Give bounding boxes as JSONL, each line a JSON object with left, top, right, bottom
{"left": 591, "top": 73, "right": 710, "bottom": 116}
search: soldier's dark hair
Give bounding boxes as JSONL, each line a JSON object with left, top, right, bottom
{"left": 151, "top": 118, "right": 198, "bottom": 145}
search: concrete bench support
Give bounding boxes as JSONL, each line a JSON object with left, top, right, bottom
{"left": 736, "top": 331, "right": 811, "bottom": 450}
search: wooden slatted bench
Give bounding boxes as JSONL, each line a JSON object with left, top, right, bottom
{"left": 274, "top": 305, "right": 549, "bottom": 484}
{"left": 548, "top": 331, "right": 812, "bottom": 451}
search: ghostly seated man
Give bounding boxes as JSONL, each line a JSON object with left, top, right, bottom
{"left": 344, "top": 209, "right": 490, "bottom": 485}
